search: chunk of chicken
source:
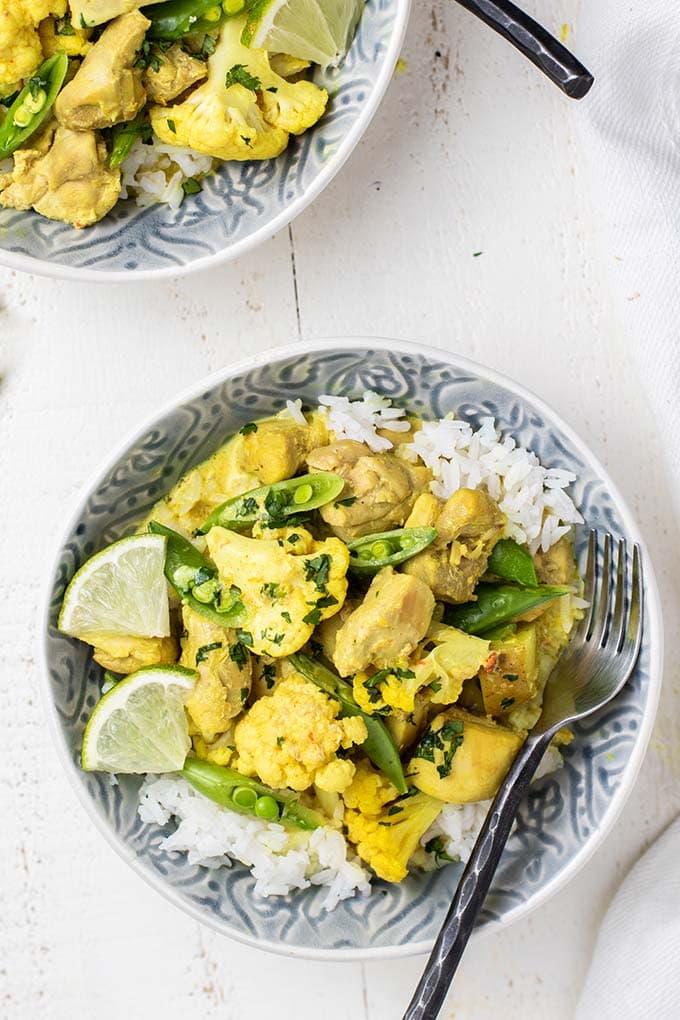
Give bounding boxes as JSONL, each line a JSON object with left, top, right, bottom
{"left": 55, "top": 10, "right": 149, "bottom": 130}
{"left": 180, "top": 606, "right": 251, "bottom": 743}
{"left": 236, "top": 417, "right": 328, "bottom": 486}
{"left": 143, "top": 43, "right": 207, "bottom": 105}
{"left": 0, "top": 122, "right": 121, "bottom": 227}
{"left": 333, "top": 567, "right": 435, "bottom": 677}
{"left": 306, "top": 441, "right": 430, "bottom": 541}
{"left": 403, "top": 488, "right": 505, "bottom": 603}
{"left": 92, "top": 633, "right": 178, "bottom": 674}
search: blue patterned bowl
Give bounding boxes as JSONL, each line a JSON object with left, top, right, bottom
{"left": 41, "top": 338, "right": 662, "bottom": 959}
{"left": 0, "top": 1, "right": 408, "bottom": 282}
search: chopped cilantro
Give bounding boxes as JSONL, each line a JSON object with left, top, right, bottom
{"left": 503, "top": 673, "right": 519, "bottom": 682}
{"left": 276, "top": 736, "right": 285, "bottom": 747}
{"left": 429, "top": 679, "right": 442, "bottom": 693}
{"left": 263, "top": 487, "right": 291, "bottom": 523}
{"left": 309, "top": 639, "right": 323, "bottom": 656}
{"left": 262, "top": 663, "right": 276, "bottom": 689}
{"left": 425, "top": 836, "right": 457, "bottom": 864}
{"left": 229, "top": 641, "right": 249, "bottom": 669}
{"left": 287, "top": 533, "right": 301, "bottom": 544}
{"left": 236, "top": 629, "right": 253, "bottom": 647}
{"left": 303, "top": 607, "right": 322, "bottom": 626}
{"left": 414, "top": 719, "right": 464, "bottom": 778}
{"left": 55, "top": 15, "right": 75, "bottom": 35}
{"left": 261, "top": 581, "right": 282, "bottom": 599}
{"left": 315, "top": 594, "right": 338, "bottom": 609}
{"left": 167, "top": 118, "right": 176, "bottom": 133}
{"left": 237, "top": 496, "right": 258, "bottom": 517}
{"left": 500, "top": 697, "right": 515, "bottom": 710}
{"left": 335, "top": 496, "right": 357, "bottom": 508}
{"left": 387, "top": 805, "right": 403, "bottom": 816}
{"left": 239, "top": 422, "right": 258, "bottom": 434}
{"left": 240, "top": 135, "right": 252, "bottom": 146}
{"left": 225, "top": 64, "right": 262, "bottom": 91}
{"left": 182, "top": 177, "right": 202, "bottom": 196}
{"left": 240, "top": 686, "right": 249, "bottom": 702}
{"left": 266, "top": 86, "right": 278, "bottom": 93}
{"left": 195, "top": 641, "right": 222, "bottom": 665}
{"left": 281, "top": 611, "right": 292, "bottom": 623}
{"left": 303, "top": 553, "right": 331, "bottom": 591}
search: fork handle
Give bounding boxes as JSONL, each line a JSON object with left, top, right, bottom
{"left": 403, "top": 730, "right": 553, "bottom": 1020}
{"left": 452, "top": 0, "right": 594, "bottom": 99}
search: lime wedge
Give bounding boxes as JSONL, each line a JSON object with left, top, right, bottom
{"left": 58, "top": 535, "right": 170, "bottom": 641}
{"left": 81, "top": 666, "right": 195, "bottom": 773}
{"left": 242, "top": 0, "right": 364, "bottom": 68}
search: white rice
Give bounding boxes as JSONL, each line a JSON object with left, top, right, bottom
{"left": 318, "top": 391, "right": 583, "bottom": 552}
{"left": 283, "top": 398, "right": 307, "bottom": 425}
{"left": 120, "top": 138, "right": 214, "bottom": 210}
{"left": 319, "top": 390, "right": 411, "bottom": 452}
{"left": 138, "top": 775, "right": 370, "bottom": 910}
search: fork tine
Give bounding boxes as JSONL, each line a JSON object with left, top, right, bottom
{"left": 624, "top": 544, "right": 644, "bottom": 659}
{"left": 610, "top": 539, "right": 627, "bottom": 651}
{"left": 576, "top": 530, "right": 598, "bottom": 638}
{"left": 590, "top": 533, "right": 612, "bottom": 646}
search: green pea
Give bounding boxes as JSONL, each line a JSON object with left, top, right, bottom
{"left": 371, "top": 540, "right": 392, "bottom": 559}
{"left": 294, "top": 483, "right": 313, "bottom": 505}
{"left": 192, "top": 578, "right": 220, "bottom": 604}
{"left": 255, "top": 795, "right": 280, "bottom": 820}
{"left": 233, "top": 786, "right": 258, "bottom": 809}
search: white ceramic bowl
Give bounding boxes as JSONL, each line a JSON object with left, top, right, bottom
{"left": 41, "top": 338, "right": 662, "bottom": 958}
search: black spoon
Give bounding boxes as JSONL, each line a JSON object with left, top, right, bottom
{"left": 453, "top": 0, "right": 594, "bottom": 99}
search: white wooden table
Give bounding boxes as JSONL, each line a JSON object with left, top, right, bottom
{"left": 2, "top": 1, "right": 679, "bottom": 1017}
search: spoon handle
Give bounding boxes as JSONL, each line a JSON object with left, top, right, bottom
{"left": 453, "top": 0, "right": 594, "bottom": 99}
{"left": 402, "top": 731, "right": 552, "bottom": 1020}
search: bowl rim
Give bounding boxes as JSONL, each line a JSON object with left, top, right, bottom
{"left": 39, "top": 336, "right": 664, "bottom": 960}
{"left": 0, "top": 3, "right": 411, "bottom": 285}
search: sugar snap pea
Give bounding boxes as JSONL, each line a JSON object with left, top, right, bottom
{"left": 0, "top": 52, "right": 68, "bottom": 160}
{"left": 487, "top": 538, "right": 538, "bottom": 587}
{"left": 182, "top": 758, "right": 324, "bottom": 830}
{"left": 290, "top": 653, "right": 408, "bottom": 795}
{"left": 444, "top": 583, "right": 570, "bottom": 636}
{"left": 348, "top": 527, "right": 437, "bottom": 575}
{"left": 146, "top": 0, "right": 243, "bottom": 39}
{"left": 197, "top": 471, "right": 345, "bottom": 534}
{"left": 148, "top": 521, "right": 246, "bottom": 627}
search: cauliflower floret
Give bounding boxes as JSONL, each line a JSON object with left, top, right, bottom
{"left": 205, "top": 526, "right": 349, "bottom": 658}
{"left": 149, "top": 15, "right": 327, "bottom": 161}
{"left": 39, "top": 15, "right": 92, "bottom": 58}
{"left": 0, "top": 0, "right": 66, "bottom": 89}
{"left": 342, "top": 760, "right": 399, "bottom": 815}
{"left": 234, "top": 673, "right": 367, "bottom": 792}
{"left": 344, "top": 791, "right": 444, "bottom": 883}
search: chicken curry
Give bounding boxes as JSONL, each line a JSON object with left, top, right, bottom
{"left": 75, "top": 409, "right": 582, "bottom": 884}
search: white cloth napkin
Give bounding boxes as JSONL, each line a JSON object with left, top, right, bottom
{"left": 574, "top": 817, "right": 680, "bottom": 1019}
{"left": 571, "top": 4, "right": 680, "bottom": 1016}
{"left": 576, "top": 1, "right": 680, "bottom": 505}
